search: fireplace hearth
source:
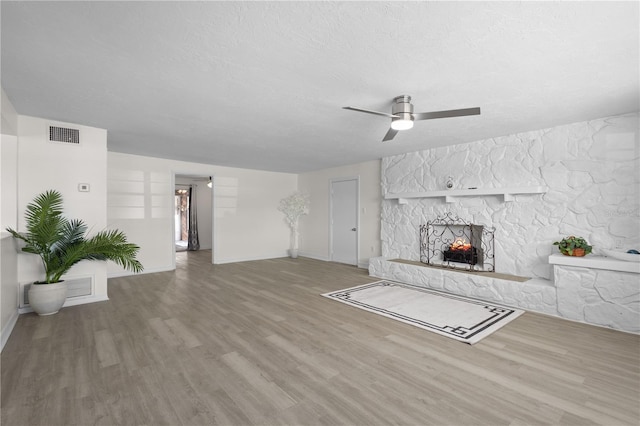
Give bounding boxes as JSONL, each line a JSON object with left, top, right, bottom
{"left": 420, "top": 213, "right": 495, "bottom": 272}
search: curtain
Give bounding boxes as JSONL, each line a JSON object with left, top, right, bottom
{"left": 187, "top": 186, "right": 200, "bottom": 251}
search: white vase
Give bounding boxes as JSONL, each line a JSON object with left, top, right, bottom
{"left": 28, "top": 281, "right": 67, "bottom": 316}
{"left": 289, "top": 249, "right": 299, "bottom": 259}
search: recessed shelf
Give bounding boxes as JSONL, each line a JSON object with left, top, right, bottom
{"left": 385, "top": 186, "right": 549, "bottom": 204}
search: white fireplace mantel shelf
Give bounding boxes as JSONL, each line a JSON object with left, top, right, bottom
{"left": 385, "top": 186, "right": 549, "bottom": 204}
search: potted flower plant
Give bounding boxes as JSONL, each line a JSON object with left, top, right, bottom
{"left": 278, "top": 191, "right": 309, "bottom": 258}
{"left": 553, "top": 235, "right": 593, "bottom": 257}
{"left": 7, "top": 190, "right": 143, "bottom": 315}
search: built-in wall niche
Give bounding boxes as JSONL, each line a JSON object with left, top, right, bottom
{"left": 420, "top": 212, "right": 495, "bottom": 272}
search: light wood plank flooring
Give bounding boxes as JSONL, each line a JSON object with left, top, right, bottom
{"left": 2, "top": 250, "right": 639, "bottom": 425}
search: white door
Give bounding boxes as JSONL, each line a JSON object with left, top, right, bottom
{"left": 331, "top": 178, "right": 358, "bottom": 265}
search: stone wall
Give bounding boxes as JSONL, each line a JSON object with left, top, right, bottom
{"left": 554, "top": 264, "right": 639, "bottom": 333}
{"left": 381, "top": 113, "right": 639, "bottom": 279}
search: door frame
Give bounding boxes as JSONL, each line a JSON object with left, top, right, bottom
{"left": 171, "top": 172, "right": 216, "bottom": 267}
{"left": 329, "top": 176, "right": 360, "bottom": 265}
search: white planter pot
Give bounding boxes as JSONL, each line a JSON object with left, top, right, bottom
{"left": 288, "top": 249, "right": 299, "bottom": 259}
{"left": 28, "top": 281, "right": 67, "bottom": 316}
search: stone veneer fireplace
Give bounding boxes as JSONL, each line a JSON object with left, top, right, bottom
{"left": 371, "top": 112, "right": 640, "bottom": 333}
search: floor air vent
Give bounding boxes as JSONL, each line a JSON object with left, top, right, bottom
{"left": 49, "top": 126, "right": 80, "bottom": 144}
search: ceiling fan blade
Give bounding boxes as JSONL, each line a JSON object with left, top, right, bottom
{"left": 413, "top": 107, "right": 481, "bottom": 121}
{"left": 343, "top": 106, "right": 398, "bottom": 118}
{"left": 382, "top": 127, "right": 398, "bottom": 142}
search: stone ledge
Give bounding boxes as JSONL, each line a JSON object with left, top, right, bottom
{"left": 384, "top": 186, "right": 548, "bottom": 204}
{"left": 389, "top": 259, "right": 530, "bottom": 282}
{"left": 549, "top": 253, "right": 640, "bottom": 274}
{"left": 369, "top": 257, "right": 558, "bottom": 316}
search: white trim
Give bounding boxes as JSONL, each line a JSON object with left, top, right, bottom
{"left": 171, "top": 172, "right": 177, "bottom": 271}
{"left": 1, "top": 309, "right": 19, "bottom": 352}
{"left": 328, "top": 179, "right": 332, "bottom": 262}
{"left": 329, "top": 176, "right": 360, "bottom": 266}
{"left": 211, "top": 175, "right": 217, "bottom": 265}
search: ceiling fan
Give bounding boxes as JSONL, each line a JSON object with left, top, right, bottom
{"left": 343, "top": 95, "right": 481, "bottom": 141}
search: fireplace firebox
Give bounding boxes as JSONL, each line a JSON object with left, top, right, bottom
{"left": 420, "top": 213, "right": 495, "bottom": 272}
{"left": 443, "top": 238, "right": 481, "bottom": 265}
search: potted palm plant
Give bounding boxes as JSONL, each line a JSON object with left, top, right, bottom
{"left": 6, "top": 190, "right": 143, "bottom": 315}
{"left": 553, "top": 235, "right": 593, "bottom": 257}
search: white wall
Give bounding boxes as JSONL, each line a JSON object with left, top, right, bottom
{"left": 107, "top": 152, "right": 297, "bottom": 274}
{"left": 1, "top": 88, "right": 19, "bottom": 350}
{"left": 107, "top": 160, "right": 173, "bottom": 275}
{"left": 1, "top": 136, "right": 18, "bottom": 230}
{"left": 1, "top": 135, "right": 18, "bottom": 342}
{"left": 298, "top": 160, "right": 382, "bottom": 268}
{"left": 381, "top": 112, "right": 640, "bottom": 278}
{"left": 175, "top": 176, "right": 213, "bottom": 250}
{"left": 1, "top": 88, "right": 18, "bottom": 136}
{"left": 16, "top": 115, "right": 109, "bottom": 306}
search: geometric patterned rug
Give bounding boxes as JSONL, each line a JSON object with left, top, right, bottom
{"left": 322, "top": 280, "right": 524, "bottom": 345}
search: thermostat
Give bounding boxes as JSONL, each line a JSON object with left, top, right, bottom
{"left": 78, "top": 183, "right": 90, "bottom": 192}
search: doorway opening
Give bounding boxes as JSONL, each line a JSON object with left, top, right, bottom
{"left": 174, "top": 174, "right": 214, "bottom": 260}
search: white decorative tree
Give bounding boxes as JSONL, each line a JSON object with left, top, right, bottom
{"left": 278, "top": 192, "right": 310, "bottom": 258}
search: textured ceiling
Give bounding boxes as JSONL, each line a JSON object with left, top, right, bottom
{"left": 1, "top": 1, "right": 638, "bottom": 173}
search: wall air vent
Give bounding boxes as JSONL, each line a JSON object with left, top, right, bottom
{"left": 49, "top": 126, "right": 80, "bottom": 144}
{"left": 23, "top": 276, "right": 92, "bottom": 306}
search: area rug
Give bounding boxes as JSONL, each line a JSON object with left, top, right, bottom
{"left": 322, "top": 280, "right": 524, "bottom": 344}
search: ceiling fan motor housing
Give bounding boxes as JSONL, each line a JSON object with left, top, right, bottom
{"left": 392, "top": 95, "right": 414, "bottom": 124}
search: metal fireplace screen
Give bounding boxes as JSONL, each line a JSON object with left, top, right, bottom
{"left": 420, "top": 212, "right": 495, "bottom": 272}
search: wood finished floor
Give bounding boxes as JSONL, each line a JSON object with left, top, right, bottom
{"left": 2, "top": 250, "right": 639, "bottom": 425}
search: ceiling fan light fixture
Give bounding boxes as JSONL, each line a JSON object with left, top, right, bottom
{"left": 390, "top": 116, "right": 414, "bottom": 131}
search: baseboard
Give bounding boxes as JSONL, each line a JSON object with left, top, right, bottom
{"left": 107, "top": 255, "right": 370, "bottom": 270}
{"left": 19, "top": 294, "right": 109, "bottom": 314}
{"left": 1, "top": 309, "right": 19, "bottom": 352}
{"left": 297, "top": 251, "right": 330, "bottom": 262}
{"left": 214, "top": 253, "right": 289, "bottom": 264}
{"left": 298, "top": 252, "right": 370, "bottom": 269}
